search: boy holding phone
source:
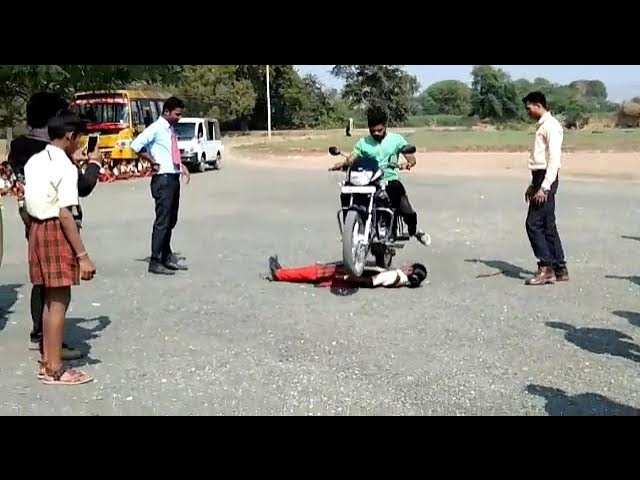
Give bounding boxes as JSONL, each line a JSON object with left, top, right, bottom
{"left": 8, "top": 92, "right": 103, "bottom": 359}
{"left": 25, "top": 113, "right": 97, "bottom": 385}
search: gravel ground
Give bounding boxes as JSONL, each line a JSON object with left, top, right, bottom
{"left": 0, "top": 160, "right": 639, "bottom": 416}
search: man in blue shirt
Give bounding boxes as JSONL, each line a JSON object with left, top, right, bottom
{"left": 131, "top": 97, "right": 190, "bottom": 275}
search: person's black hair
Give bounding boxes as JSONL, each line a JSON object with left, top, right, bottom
{"left": 409, "top": 263, "right": 428, "bottom": 288}
{"left": 47, "top": 112, "right": 88, "bottom": 140}
{"left": 522, "top": 91, "right": 548, "bottom": 109}
{"left": 367, "top": 106, "right": 388, "bottom": 128}
{"left": 26, "top": 92, "right": 69, "bottom": 129}
{"left": 163, "top": 96, "right": 185, "bottom": 114}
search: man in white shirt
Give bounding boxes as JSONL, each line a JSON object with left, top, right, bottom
{"left": 522, "top": 92, "right": 568, "bottom": 286}
{"left": 24, "top": 113, "right": 96, "bottom": 386}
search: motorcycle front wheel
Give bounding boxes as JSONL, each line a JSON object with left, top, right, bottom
{"left": 342, "top": 210, "right": 367, "bottom": 277}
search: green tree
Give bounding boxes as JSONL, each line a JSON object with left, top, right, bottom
{"left": 179, "top": 65, "right": 256, "bottom": 129}
{"left": 547, "top": 86, "right": 591, "bottom": 128}
{"left": 569, "top": 80, "right": 608, "bottom": 111}
{"left": 1, "top": 65, "right": 180, "bottom": 138}
{"left": 470, "top": 65, "right": 521, "bottom": 121}
{"left": 420, "top": 80, "right": 471, "bottom": 115}
{"left": 331, "top": 65, "right": 419, "bottom": 124}
{"left": 415, "top": 91, "right": 438, "bottom": 115}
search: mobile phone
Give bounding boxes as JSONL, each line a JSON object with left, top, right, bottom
{"left": 87, "top": 134, "right": 99, "bottom": 154}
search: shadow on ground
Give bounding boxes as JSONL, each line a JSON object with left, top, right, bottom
{"left": 0, "top": 284, "right": 22, "bottom": 332}
{"left": 65, "top": 316, "right": 111, "bottom": 367}
{"left": 465, "top": 259, "right": 533, "bottom": 280}
{"left": 621, "top": 235, "right": 640, "bottom": 243}
{"left": 527, "top": 384, "right": 640, "bottom": 416}
{"left": 546, "top": 321, "right": 640, "bottom": 363}
{"left": 605, "top": 274, "right": 640, "bottom": 287}
{"left": 135, "top": 253, "right": 186, "bottom": 264}
{"left": 612, "top": 310, "right": 640, "bottom": 328}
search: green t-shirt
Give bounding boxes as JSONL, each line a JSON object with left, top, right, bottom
{"left": 352, "top": 133, "right": 409, "bottom": 181}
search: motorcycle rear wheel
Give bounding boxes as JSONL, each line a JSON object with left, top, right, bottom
{"left": 342, "top": 210, "right": 366, "bottom": 277}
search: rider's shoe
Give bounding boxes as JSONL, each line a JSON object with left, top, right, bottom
{"left": 415, "top": 229, "right": 432, "bottom": 247}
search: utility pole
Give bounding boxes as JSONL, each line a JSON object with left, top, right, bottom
{"left": 266, "top": 65, "right": 272, "bottom": 140}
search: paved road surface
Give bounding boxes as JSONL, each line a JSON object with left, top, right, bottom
{"left": 1, "top": 161, "right": 639, "bottom": 415}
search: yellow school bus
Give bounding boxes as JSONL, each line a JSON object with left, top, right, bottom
{"left": 70, "top": 89, "right": 170, "bottom": 162}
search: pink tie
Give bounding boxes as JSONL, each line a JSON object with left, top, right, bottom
{"left": 171, "top": 128, "right": 182, "bottom": 167}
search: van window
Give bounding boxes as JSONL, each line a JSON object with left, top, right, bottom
{"left": 207, "top": 120, "right": 219, "bottom": 141}
{"left": 197, "top": 122, "right": 204, "bottom": 140}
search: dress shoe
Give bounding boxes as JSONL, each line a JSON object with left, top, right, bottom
{"left": 555, "top": 266, "right": 570, "bottom": 282}
{"left": 164, "top": 261, "right": 188, "bottom": 271}
{"left": 525, "top": 266, "right": 556, "bottom": 286}
{"left": 149, "top": 262, "right": 176, "bottom": 275}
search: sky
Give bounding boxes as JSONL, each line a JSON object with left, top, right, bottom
{"left": 295, "top": 65, "right": 640, "bottom": 102}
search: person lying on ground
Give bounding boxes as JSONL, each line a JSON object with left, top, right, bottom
{"left": 266, "top": 255, "right": 427, "bottom": 289}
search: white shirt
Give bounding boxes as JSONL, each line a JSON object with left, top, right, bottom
{"left": 371, "top": 269, "right": 410, "bottom": 288}
{"left": 529, "top": 111, "right": 564, "bottom": 191}
{"left": 24, "top": 145, "right": 79, "bottom": 220}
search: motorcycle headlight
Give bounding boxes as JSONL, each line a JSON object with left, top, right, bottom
{"left": 349, "top": 170, "right": 373, "bottom": 186}
{"left": 116, "top": 139, "right": 132, "bottom": 149}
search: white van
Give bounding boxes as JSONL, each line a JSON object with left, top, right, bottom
{"left": 175, "top": 117, "right": 224, "bottom": 172}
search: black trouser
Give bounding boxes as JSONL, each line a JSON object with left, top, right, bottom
{"left": 386, "top": 180, "right": 418, "bottom": 236}
{"left": 30, "top": 285, "right": 45, "bottom": 344}
{"left": 151, "top": 174, "right": 181, "bottom": 265}
{"left": 526, "top": 170, "right": 566, "bottom": 268}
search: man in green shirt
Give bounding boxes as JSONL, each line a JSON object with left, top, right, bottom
{"left": 331, "top": 107, "right": 429, "bottom": 246}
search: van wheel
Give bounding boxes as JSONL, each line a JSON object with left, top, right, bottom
{"left": 213, "top": 152, "right": 222, "bottom": 170}
{"left": 198, "top": 154, "right": 207, "bottom": 173}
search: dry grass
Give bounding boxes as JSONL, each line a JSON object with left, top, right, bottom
{"left": 235, "top": 127, "right": 640, "bottom": 155}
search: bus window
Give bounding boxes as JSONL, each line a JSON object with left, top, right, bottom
{"left": 149, "top": 101, "right": 159, "bottom": 121}
{"left": 131, "top": 101, "right": 142, "bottom": 126}
{"left": 138, "top": 100, "right": 152, "bottom": 127}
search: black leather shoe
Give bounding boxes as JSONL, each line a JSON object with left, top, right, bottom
{"left": 269, "top": 255, "right": 282, "bottom": 280}
{"left": 164, "top": 261, "right": 188, "bottom": 271}
{"left": 168, "top": 253, "right": 186, "bottom": 263}
{"left": 149, "top": 262, "right": 176, "bottom": 275}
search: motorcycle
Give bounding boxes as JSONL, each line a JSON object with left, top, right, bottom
{"left": 329, "top": 144, "right": 417, "bottom": 278}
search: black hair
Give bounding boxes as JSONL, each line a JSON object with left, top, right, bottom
{"left": 522, "top": 91, "right": 548, "bottom": 109}
{"left": 367, "top": 106, "right": 388, "bottom": 128}
{"left": 26, "top": 92, "right": 69, "bottom": 129}
{"left": 409, "top": 263, "right": 428, "bottom": 288}
{"left": 163, "top": 96, "right": 185, "bottom": 114}
{"left": 47, "top": 113, "right": 88, "bottom": 141}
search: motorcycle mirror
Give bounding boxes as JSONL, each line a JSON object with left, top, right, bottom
{"left": 400, "top": 145, "right": 417, "bottom": 155}
{"left": 329, "top": 146, "right": 342, "bottom": 156}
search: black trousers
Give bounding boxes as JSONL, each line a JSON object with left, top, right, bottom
{"left": 386, "top": 180, "right": 418, "bottom": 236}
{"left": 151, "top": 174, "right": 181, "bottom": 265}
{"left": 526, "top": 170, "right": 566, "bottom": 268}
{"left": 30, "top": 285, "right": 45, "bottom": 343}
